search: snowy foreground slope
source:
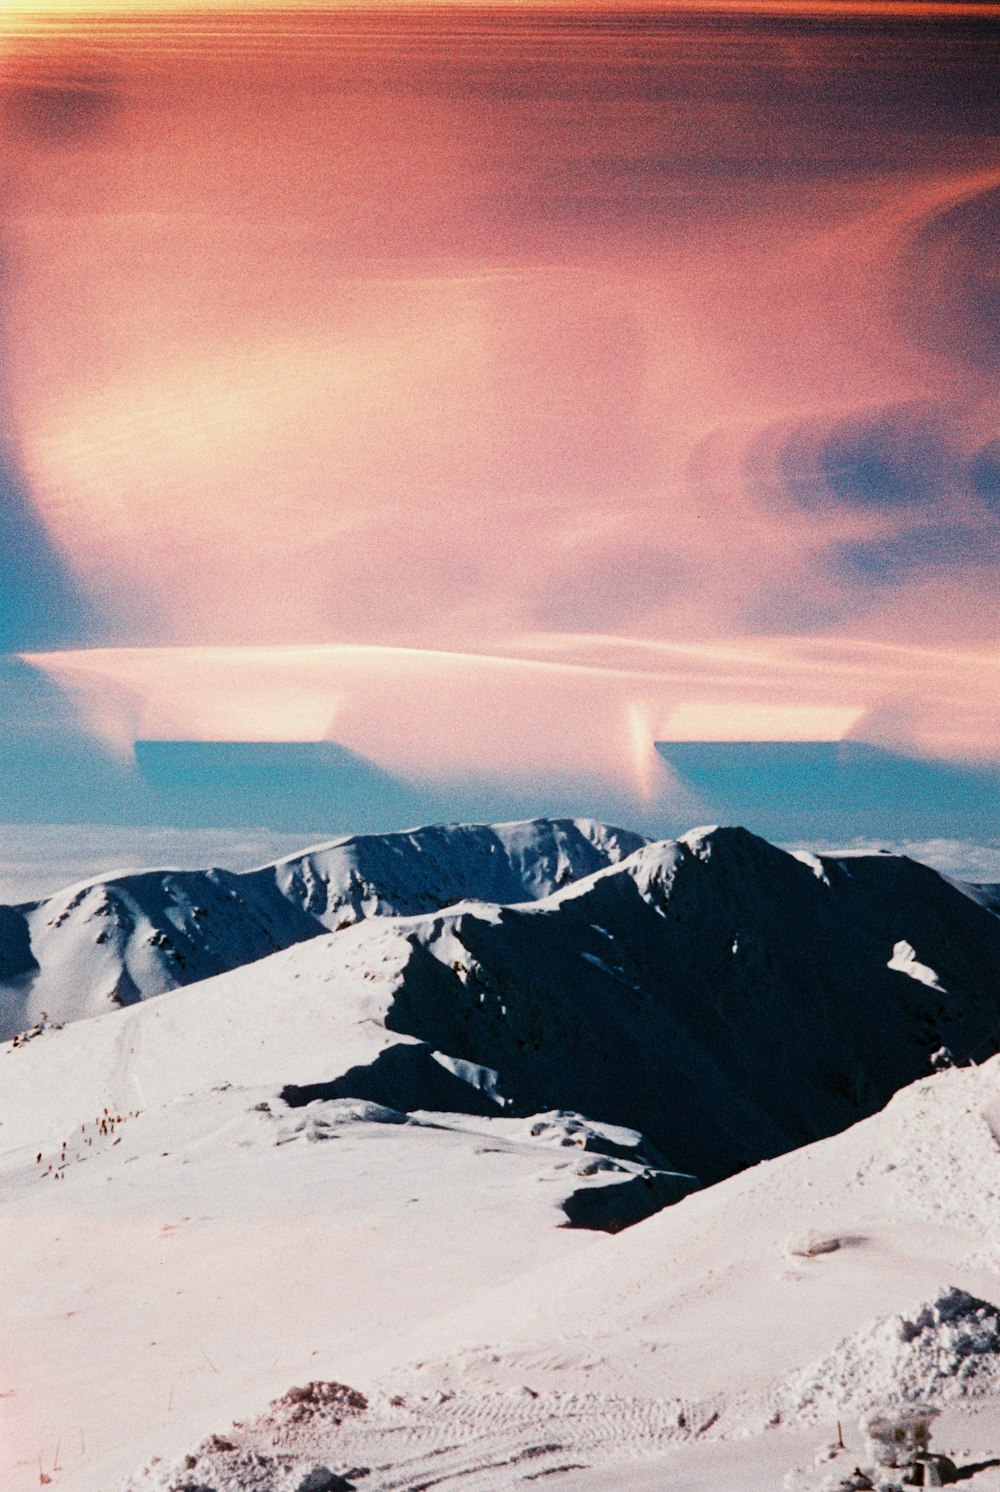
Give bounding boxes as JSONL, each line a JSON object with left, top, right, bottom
{"left": 3, "top": 820, "right": 1000, "bottom": 1489}
{"left": 120, "top": 1057, "right": 1000, "bottom": 1492}
{"left": 0, "top": 818, "right": 645, "bottom": 1041}
{"left": 5, "top": 1036, "right": 1000, "bottom": 1489}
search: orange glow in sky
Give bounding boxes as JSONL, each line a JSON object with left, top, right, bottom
{"left": 4, "top": 0, "right": 1000, "bottom": 15}
{"left": 23, "top": 638, "right": 1000, "bottom": 786}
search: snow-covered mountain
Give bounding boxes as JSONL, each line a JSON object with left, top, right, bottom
{"left": 0, "top": 817, "right": 646, "bottom": 1041}
{"left": 6, "top": 823, "right": 1000, "bottom": 1186}
{"left": 6, "top": 948, "right": 1000, "bottom": 1489}
{"left": 5, "top": 818, "right": 1000, "bottom": 1490}
{"left": 277, "top": 824, "right": 1000, "bottom": 1184}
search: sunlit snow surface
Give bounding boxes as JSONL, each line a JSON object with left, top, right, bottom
{"left": 2, "top": 819, "right": 1000, "bottom": 1491}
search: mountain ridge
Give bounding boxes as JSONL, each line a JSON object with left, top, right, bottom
{"left": 0, "top": 817, "right": 647, "bottom": 1041}
{"left": 370, "top": 824, "right": 1000, "bottom": 1180}
{"left": 5, "top": 819, "right": 1000, "bottom": 1191}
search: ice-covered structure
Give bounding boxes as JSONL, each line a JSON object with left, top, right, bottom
{"left": 826, "top": 1405, "right": 957, "bottom": 1488}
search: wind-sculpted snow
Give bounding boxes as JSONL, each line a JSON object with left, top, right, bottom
{"left": 0, "top": 817, "right": 646, "bottom": 1040}
{"left": 106, "top": 1054, "right": 1000, "bottom": 1492}
{"left": 775, "top": 1287, "right": 1000, "bottom": 1423}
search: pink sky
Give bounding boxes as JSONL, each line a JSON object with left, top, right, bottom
{"left": 2, "top": 6, "right": 998, "bottom": 784}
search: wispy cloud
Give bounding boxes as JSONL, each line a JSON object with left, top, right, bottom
{"left": 1, "top": 7, "right": 997, "bottom": 783}
{"left": 22, "top": 635, "right": 1000, "bottom": 805}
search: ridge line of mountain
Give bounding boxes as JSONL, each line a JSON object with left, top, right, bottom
{"left": 0, "top": 816, "right": 648, "bottom": 1040}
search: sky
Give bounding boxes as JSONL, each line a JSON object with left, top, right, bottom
{"left": 0, "top": 1, "right": 998, "bottom": 833}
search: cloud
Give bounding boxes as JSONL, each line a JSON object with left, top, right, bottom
{"left": 756, "top": 405, "right": 959, "bottom": 515}
{"left": 6, "top": 75, "right": 120, "bottom": 146}
{"left": 1, "top": 13, "right": 999, "bottom": 663}
{"left": 0, "top": 655, "right": 152, "bottom": 821}
{"left": 968, "top": 439, "right": 1000, "bottom": 512}
{"left": 22, "top": 634, "right": 1000, "bottom": 789}
{"left": 483, "top": 288, "right": 653, "bottom": 499}
{"left": 532, "top": 545, "right": 689, "bottom": 632}
{"left": 817, "top": 417, "right": 953, "bottom": 510}
{"left": 661, "top": 700, "right": 862, "bottom": 741}
{"left": 829, "top": 521, "right": 999, "bottom": 586}
{"left": 900, "top": 178, "right": 1000, "bottom": 376}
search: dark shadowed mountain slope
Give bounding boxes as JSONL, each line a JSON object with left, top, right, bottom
{"left": 5, "top": 824, "right": 1000, "bottom": 1198}
{"left": 0, "top": 817, "right": 646, "bottom": 1040}
{"left": 361, "top": 827, "right": 1000, "bottom": 1182}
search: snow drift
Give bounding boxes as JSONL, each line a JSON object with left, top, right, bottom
{"left": 776, "top": 1286, "right": 1000, "bottom": 1421}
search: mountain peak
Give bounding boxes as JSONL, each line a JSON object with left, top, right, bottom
{"left": 0, "top": 816, "right": 647, "bottom": 1040}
